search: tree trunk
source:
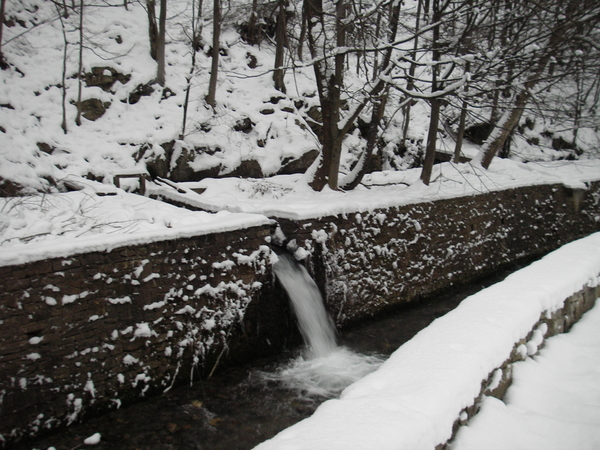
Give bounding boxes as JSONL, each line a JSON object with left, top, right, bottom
{"left": 453, "top": 60, "right": 471, "bottom": 163}
{"left": 340, "top": 91, "right": 388, "bottom": 190}
{"left": 297, "top": 3, "right": 307, "bottom": 61}
{"left": 156, "top": 0, "right": 166, "bottom": 86}
{"left": 306, "top": 0, "right": 345, "bottom": 191}
{"left": 75, "top": 0, "right": 84, "bottom": 126}
{"left": 181, "top": 0, "right": 202, "bottom": 138}
{"left": 273, "top": 0, "right": 287, "bottom": 93}
{"left": 420, "top": 0, "right": 441, "bottom": 185}
{"left": 0, "top": 0, "right": 7, "bottom": 69}
{"left": 206, "top": 0, "right": 221, "bottom": 109}
{"left": 402, "top": 0, "right": 423, "bottom": 141}
{"left": 326, "top": 0, "right": 346, "bottom": 190}
{"left": 480, "top": 91, "right": 528, "bottom": 169}
{"left": 56, "top": 6, "right": 68, "bottom": 134}
{"left": 147, "top": 0, "right": 158, "bottom": 61}
{"left": 246, "top": 0, "right": 259, "bottom": 45}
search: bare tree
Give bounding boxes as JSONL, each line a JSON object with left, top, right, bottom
{"left": 273, "top": 0, "right": 288, "bottom": 93}
{"left": 419, "top": 0, "right": 442, "bottom": 185}
{"left": 156, "top": 0, "right": 166, "bottom": 86}
{"left": 56, "top": 4, "right": 69, "bottom": 134}
{"left": 480, "top": 0, "right": 600, "bottom": 169}
{"left": 181, "top": 0, "right": 203, "bottom": 138}
{"left": 305, "top": 0, "right": 347, "bottom": 191}
{"left": 206, "top": 0, "right": 221, "bottom": 109}
{"left": 75, "top": 0, "right": 84, "bottom": 126}
{"left": 0, "top": 0, "right": 7, "bottom": 69}
{"left": 146, "top": 0, "right": 166, "bottom": 86}
{"left": 147, "top": 0, "right": 159, "bottom": 60}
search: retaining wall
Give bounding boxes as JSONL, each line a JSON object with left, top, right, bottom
{"left": 0, "top": 223, "right": 301, "bottom": 444}
{"left": 1, "top": 180, "right": 599, "bottom": 444}
{"left": 278, "top": 182, "right": 600, "bottom": 325}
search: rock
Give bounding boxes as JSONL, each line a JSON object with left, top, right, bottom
{"left": 36, "top": 142, "right": 55, "bottom": 154}
{"left": 233, "top": 117, "right": 254, "bottom": 133}
{"left": 0, "top": 177, "right": 23, "bottom": 197}
{"left": 80, "top": 99, "right": 110, "bottom": 121}
{"left": 125, "top": 84, "right": 154, "bottom": 105}
{"left": 135, "top": 142, "right": 173, "bottom": 179}
{"left": 168, "top": 145, "right": 222, "bottom": 182}
{"left": 225, "top": 159, "right": 264, "bottom": 178}
{"left": 246, "top": 52, "right": 258, "bottom": 69}
{"left": 279, "top": 149, "right": 320, "bottom": 175}
{"left": 161, "top": 87, "right": 175, "bottom": 100}
{"left": 464, "top": 122, "right": 494, "bottom": 145}
{"left": 84, "top": 67, "right": 131, "bottom": 92}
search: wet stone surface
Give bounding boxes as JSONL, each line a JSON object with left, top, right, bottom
{"left": 13, "top": 265, "right": 524, "bottom": 450}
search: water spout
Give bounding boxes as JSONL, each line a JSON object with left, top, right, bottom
{"left": 272, "top": 252, "right": 337, "bottom": 358}
{"left": 267, "top": 251, "right": 384, "bottom": 398}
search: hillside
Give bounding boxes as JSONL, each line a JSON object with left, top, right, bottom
{"left": 0, "top": 0, "right": 599, "bottom": 196}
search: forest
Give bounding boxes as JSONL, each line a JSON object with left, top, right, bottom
{"left": 0, "top": 0, "right": 599, "bottom": 195}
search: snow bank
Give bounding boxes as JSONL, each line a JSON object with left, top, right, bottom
{"left": 253, "top": 232, "right": 600, "bottom": 450}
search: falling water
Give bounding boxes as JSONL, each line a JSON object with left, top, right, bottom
{"left": 272, "top": 252, "right": 337, "bottom": 358}
{"left": 266, "top": 252, "right": 384, "bottom": 398}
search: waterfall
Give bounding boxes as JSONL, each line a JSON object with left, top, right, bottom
{"left": 272, "top": 252, "right": 337, "bottom": 358}
{"left": 266, "top": 251, "right": 384, "bottom": 398}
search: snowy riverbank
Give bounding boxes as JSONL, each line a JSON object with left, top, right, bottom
{"left": 253, "top": 232, "right": 600, "bottom": 450}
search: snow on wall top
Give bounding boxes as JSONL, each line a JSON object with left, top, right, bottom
{"left": 2, "top": 158, "right": 599, "bottom": 267}
{"left": 0, "top": 179, "right": 273, "bottom": 267}
{"left": 150, "top": 159, "right": 600, "bottom": 220}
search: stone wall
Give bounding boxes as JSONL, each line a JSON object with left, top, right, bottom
{"left": 277, "top": 182, "right": 600, "bottom": 326}
{"left": 1, "top": 180, "right": 599, "bottom": 444}
{"left": 0, "top": 223, "right": 302, "bottom": 444}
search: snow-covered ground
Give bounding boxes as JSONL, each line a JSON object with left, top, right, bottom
{"left": 253, "top": 232, "right": 600, "bottom": 450}
{"left": 1, "top": 0, "right": 598, "bottom": 197}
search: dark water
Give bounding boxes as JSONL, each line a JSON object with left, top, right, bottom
{"left": 12, "top": 264, "right": 526, "bottom": 450}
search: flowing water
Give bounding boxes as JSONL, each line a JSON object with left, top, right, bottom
{"left": 266, "top": 252, "right": 384, "bottom": 398}
{"left": 272, "top": 253, "right": 337, "bottom": 358}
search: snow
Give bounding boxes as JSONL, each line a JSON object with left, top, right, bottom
{"left": 0, "top": 2, "right": 599, "bottom": 446}
{"left": 0, "top": 0, "right": 598, "bottom": 267}
{"left": 83, "top": 432, "right": 101, "bottom": 445}
{"left": 8, "top": 158, "right": 596, "bottom": 267}
{"left": 150, "top": 158, "right": 600, "bottom": 220}
{"left": 451, "top": 303, "right": 600, "bottom": 450}
{"left": 0, "top": 178, "right": 272, "bottom": 267}
{"left": 253, "top": 232, "right": 600, "bottom": 450}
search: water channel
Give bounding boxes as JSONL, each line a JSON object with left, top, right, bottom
{"left": 14, "top": 259, "right": 531, "bottom": 450}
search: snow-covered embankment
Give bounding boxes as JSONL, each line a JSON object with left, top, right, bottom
{"left": 254, "top": 232, "right": 600, "bottom": 450}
